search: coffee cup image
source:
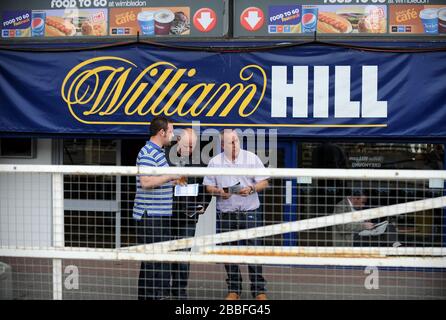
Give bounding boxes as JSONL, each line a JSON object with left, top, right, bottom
{"left": 438, "top": 8, "right": 446, "bottom": 34}
{"left": 419, "top": 8, "right": 438, "bottom": 34}
{"left": 137, "top": 11, "right": 155, "bottom": 35}
{"left": 154, "top": 9, "right": 175, "bottom": 35}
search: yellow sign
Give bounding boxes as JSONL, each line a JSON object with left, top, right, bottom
{"left": 61, "top": 56, "right": 267, "bottom": 125}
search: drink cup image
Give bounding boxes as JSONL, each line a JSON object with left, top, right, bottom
{"left": 438, "top": 8, "right": 446, "bottom": 34}
{"left": 302, "top": 7, "right": 318, "bottom": 33}
{"left": 154, "top": 9, "right": 175, "bottom": 35}
{"left": 419, "top": 8, "right": 438, "bottom": 34}
{"left": 137, "top": 11, "right": 155, "bottom": 35}
{"left": 31, "top": 11, "right": 46, "bottom": 37}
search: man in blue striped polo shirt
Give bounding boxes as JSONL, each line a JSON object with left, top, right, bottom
{"left": 133, "top": 116, "right": 179, "bottom": 300}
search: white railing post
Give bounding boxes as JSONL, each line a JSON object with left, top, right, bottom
{"left": 115, "top": 176, "right": 121, "bottom": 249}
{"left": 52, "top": 173, "right": 64, "bottom": 300}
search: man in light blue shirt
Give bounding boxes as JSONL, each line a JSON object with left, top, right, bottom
{"left": 133, "top": 115, "right": 179, "bottom": 300}
{"left": 203, "top": 129, "right": 269, "bottom": 300}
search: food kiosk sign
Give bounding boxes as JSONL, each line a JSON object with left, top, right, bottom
{"left": 0, "top": 0, "right": 227, "bottom": 39}
{"left": 234, "top": 0, "right": 446, "bottom": 37}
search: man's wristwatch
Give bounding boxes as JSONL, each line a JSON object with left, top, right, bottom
{"left": 249, "top": 185, "right": 255, "bottom": 194}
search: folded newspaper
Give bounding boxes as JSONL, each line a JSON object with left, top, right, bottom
{"left": 358, "top": 221, "right": 389, "bottom": 237}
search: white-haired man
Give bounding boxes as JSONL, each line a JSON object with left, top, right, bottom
{"left": 203, "top": 129, "right": 269, "bottom": 300}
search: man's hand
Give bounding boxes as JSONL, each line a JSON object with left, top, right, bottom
{"left": 205, "top": 186, "right": 231, "bottom": 199}
{"left": 173, "top": 176, "right": 187, "bottom": 186}
{"left": 362, "top": 222, "right": 375, "bottom": 230}
{"left": 219, "top": 189, "right": 232, "bottom": 200}
{"left": 238, "top": 187, "right": 252, "bottom": 197}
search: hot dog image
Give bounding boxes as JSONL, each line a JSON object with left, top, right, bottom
{"left": 317, "top": 12, "right": 352, "bottom": 33}
{"left": 45, "top": 16, "right": 76, "bottom": 36}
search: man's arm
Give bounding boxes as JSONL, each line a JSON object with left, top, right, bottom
{"left": 205, "top": 185, "right": 231, "bottom": 200}
{"left": 253, "top": 179, "right": 269, "bottom": 193}
{"left": 333, "top": 203, "right": 373, "bottom": 232}
{"left": 239, "top": 154, "right": 270, "bottom": 196}
{"left": 203, "top": 160, "right": 231, "bottom": 200}
{"left": 238, "top": 179, "right": 269, "bottom": 196}
{"left": 137, "top": 152, "right": 179, "bottom": 189}
{"left": 140, "top": 175, "right": 178, "bottom": 190}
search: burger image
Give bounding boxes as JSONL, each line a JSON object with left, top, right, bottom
{"left": 335, "top": 6, "right": 366, "bottom": 31}
{"left": 45, "top": 16, "right": 76, "bottom": 36}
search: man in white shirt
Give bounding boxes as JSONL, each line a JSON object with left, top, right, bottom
{"left": 203, "top": 129, "right": 269, "bottom": 300}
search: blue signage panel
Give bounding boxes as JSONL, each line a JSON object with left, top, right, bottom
{"left": 0, "top": 43, "right": 445, "bottom": 138}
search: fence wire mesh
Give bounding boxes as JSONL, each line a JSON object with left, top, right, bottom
{"left": 0, "top": 165, "right": 445, "bottom": 300}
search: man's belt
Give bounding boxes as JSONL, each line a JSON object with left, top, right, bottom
{"left": 219, "top": 209, "right": 258, "bottom": 215}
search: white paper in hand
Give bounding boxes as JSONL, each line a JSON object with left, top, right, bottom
{"left": 359, "top": 221, "right": 389, "bottom": 237}
{"left": 174, "top": 184, "right": 199, "bottom": 197}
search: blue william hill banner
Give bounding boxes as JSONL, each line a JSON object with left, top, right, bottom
{"left": 0, "top": 43, "right": 446, "bottom": 138}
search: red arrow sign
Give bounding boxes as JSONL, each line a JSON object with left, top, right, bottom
{"left": 193, "top": 8, "right": 217, "bottom": 32}
{"left": 240, "top": 7, "right": 264, "bottom": 31}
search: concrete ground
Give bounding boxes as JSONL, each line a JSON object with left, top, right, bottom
{"left": 1, "top": 257, "right": 445, "bottom": 300}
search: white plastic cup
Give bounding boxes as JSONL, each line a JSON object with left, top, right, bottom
{"left": 137, "top": 11, "right": 155, "bottom": 36}
{"left": 419, "top": 8, "right": 438, "bottom": 34}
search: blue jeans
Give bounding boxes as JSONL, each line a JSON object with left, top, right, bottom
{"left": 218, "top": 210, "right": 267, "bottom": 298}
{"left": 170, "top": 213, "right": 197, "bottom": 299}
{"left": 137, "top": 215, "right": 171, "bottom": 300}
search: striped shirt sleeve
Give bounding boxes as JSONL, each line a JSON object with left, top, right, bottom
{"left": 138, "top": 154, "right": 157, "bottom": 167}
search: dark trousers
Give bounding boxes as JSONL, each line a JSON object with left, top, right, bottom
{"left": 218, "top": 210, "right": 266, "bottom": 298}
{"left": 170, "top": 213, "right": 197, "bottom": 299}
{"left": 137, "top": 215, "right": 171, "bottom": 300}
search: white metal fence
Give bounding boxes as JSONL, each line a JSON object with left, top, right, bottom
{"left": 0, "top": 165, "right": 445, "bottom": 300}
